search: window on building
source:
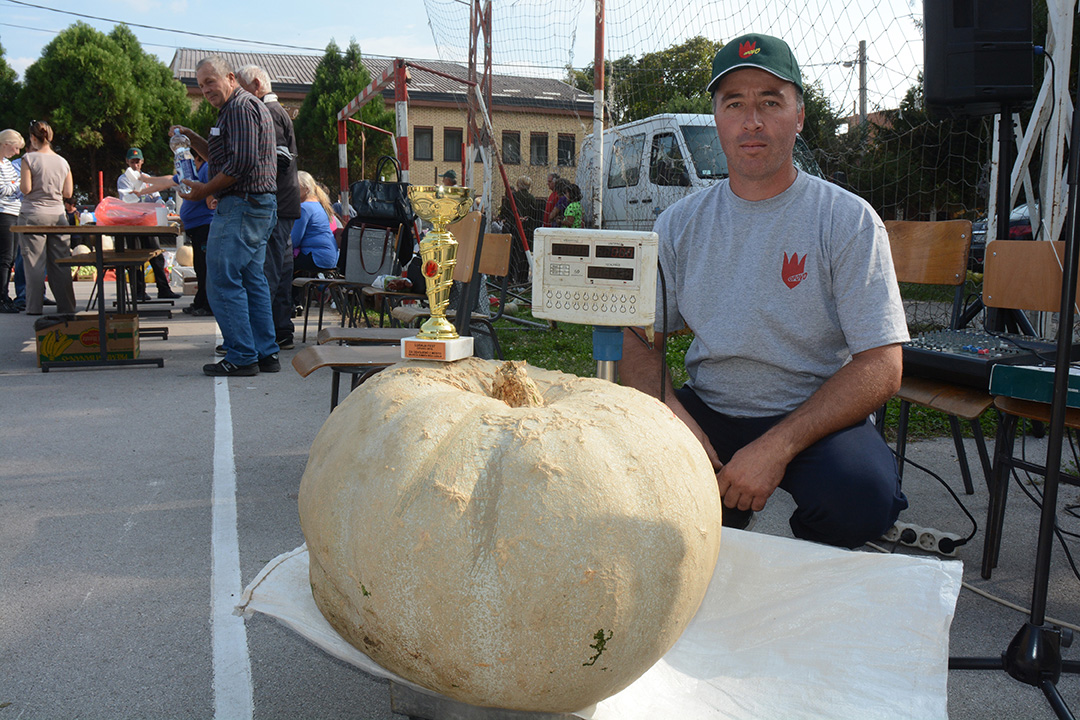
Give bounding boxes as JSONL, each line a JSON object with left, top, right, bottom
{"left": 502, "top": 131, "right": 521, "bottom": 165}
{"left": 530, "top": 133, "right": 548, "bottom": 166}
{"left": 414, "top": 127, "right": 433, "bottom": 161}
{"left": 444, "top": 128, "right": 463, "bottom": 162}
{"left": 557, "top": 134, "right": 576, "bottom": 167}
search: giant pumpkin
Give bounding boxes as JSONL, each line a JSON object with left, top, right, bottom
{"left": 299, "top": 358, "right": 722, "bottom": 712}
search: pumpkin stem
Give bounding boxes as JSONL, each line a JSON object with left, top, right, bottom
{"left": 491, "top": 361, "right": 545, "bottom": 408}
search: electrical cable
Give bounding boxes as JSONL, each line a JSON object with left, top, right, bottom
{"left": 0, "top": 0, "right": 329, "bottom": 52}
{"left": 1006, "top": 463, "right": 1080, "bottom": 584}
{"left": 1012, "top": 425, "right": 1080, "bottom": 583}
{"left": 658, "top": 260, "right": 668, "bottom": 404}
{"left": 871, "top": 538, "right": 1080, "bottom": 635}
{"left": 891, "top": 449, "right": 978, "bottom": 551}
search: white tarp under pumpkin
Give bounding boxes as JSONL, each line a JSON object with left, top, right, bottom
{"left": 236, "top": 528, "right": 961, "bottom": 720}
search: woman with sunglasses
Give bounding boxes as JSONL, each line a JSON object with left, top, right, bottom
{"left": 19, "top": 120, "right": 75, "bottom": 315}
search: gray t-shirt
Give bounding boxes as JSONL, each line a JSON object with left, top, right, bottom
{"left": 22, "top": 152, "right": 70, "bottom": 214}
{"left": 655, "top": 171, "right": 908, "bottom": 417}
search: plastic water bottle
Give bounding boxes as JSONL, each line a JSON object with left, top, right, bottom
{"left": 171, "top": 129, "right": 197, "bottom": 196}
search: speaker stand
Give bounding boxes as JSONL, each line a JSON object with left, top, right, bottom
{"left": 949, "top": 99, "right": 1080, "bottom": 719}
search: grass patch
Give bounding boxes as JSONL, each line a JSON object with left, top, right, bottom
{"left": 492, "top": 307, "right": 994, "bottom": 442}
{"left": 494, "top": 311, "right": 691, "bottom": 387}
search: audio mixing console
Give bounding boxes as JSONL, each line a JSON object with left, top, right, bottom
{"left": 902, "top": 329, "right": 1074, "bottom": 389}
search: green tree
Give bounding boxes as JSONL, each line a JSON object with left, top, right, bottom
{"left": 799, "top": 82, "right": 843, "bottom": 154}
{"left": 588, "top": 36, "right": 720, "bottom": 123}
{"left": 836, "top": 79, "right": 990, "bottom": 221}
{"left": 294, "top": 39, "right": 395, "bottom": 189}
{"left": 0, "top": 43, "right": 20, "bottom": 131}
{"left": 18, "top": 22, "right": 189, "bottom": 198}
{"left": 568, "top": 55, "right": 632, "bottom": 124}
{"left": 108, "top": 24, "right": 190, "bottom": 172}
{"left": 189, "top": 99, "right": 219, "bottom": 140}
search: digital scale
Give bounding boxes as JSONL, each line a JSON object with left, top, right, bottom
{"left": 532, "top": 228, "right": 658, "bottom": 326}
{"left": 533, "top": 228, "right": 659, "bottom": 381}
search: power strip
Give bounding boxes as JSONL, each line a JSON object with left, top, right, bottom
{"left": 881, "top": 521, "right": 963, "bottom": 557}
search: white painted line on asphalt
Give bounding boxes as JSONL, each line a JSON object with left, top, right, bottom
{"left": 212, "top": 376, "right": 254, "bottom": 720}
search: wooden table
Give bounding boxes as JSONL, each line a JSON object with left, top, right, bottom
{"left": 13, "top": 224, "right": 179, "bottom": 371}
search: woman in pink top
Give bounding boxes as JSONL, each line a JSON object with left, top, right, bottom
{"left": 19, "top": 119, "right": 75, "bottom": 315}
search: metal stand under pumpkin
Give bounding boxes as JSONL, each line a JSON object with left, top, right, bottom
{"left": 390, "top": 681, "right": 577, "bottom": 720}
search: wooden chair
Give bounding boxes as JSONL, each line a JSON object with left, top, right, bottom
{"left": 292, "top": 220, "right": 405, "bottom": 341}
{"left": 979, "top": 240, "right": 1080, "bottom": 578}
{"left": 887, "top": 219, "right": 994, "bottom": 496}
{"left": 291, "top": 344, "right": 403, "bottom": 411}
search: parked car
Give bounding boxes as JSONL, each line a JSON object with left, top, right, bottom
{"left": 967, "top": 203, "right": 1036, "bottom": 272}
{"left": 576, "top": 113, "right": 824, "bottom": 231}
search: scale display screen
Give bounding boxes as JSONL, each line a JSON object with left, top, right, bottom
{"left": 587, "top": 266, "right": 635, "bottom": 281}
{"left": 596, "top": 245, "right": 635, "bottom": 259}
{"left": 533, "top": 228, "right": 658, "bottom": 326}
{"left": 550, "top": 242, "right": 591, "bottom": 257}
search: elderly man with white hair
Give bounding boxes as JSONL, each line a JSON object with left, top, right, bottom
{"left": 237, "top": 63, "right": 302, "bottom": 351}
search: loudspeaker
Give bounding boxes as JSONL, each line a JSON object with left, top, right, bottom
{"left": 924, "top": 0, "right": 1033, "bottom": 118}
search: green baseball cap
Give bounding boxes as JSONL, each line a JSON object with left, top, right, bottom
{"left": 126, "top": 147, "right": 143, "bottom": 160}
{"left": 706, "top": 33, "right": 803, "bottom": 94}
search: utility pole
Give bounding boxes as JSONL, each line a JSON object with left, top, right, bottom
{"left": 858, "top": 40, "right": 867, "bottom": 125}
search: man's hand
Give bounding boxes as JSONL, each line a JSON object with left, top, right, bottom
{"left": 715, "top": 436, "right": 788, "bottom": 511}
{"left": 715, "top": 344, "right": 904, "bottom": 512}
{"left": 171, "top": 125, "right": 209, "bottom": 162}
{"left": 182, "top": 178, "right": 210, "bottom": 202}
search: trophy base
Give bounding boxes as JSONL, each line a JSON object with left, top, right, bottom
{"left": 401, "top": 335, "right": 474, "bottom": 362}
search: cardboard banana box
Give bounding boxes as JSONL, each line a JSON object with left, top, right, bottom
{"left": 35, "top": 314, "right": 139, "bottom": 367}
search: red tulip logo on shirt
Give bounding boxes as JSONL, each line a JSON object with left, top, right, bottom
{"left": 782, "top": 252, "right": 807, "bottom": 289}
{"left": 739, "top": 41, "right": 760, "bottom": 58}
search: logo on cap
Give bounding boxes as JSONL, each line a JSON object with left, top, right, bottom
{"left": 739, "top": 41, "right": 760, "bottom": 59}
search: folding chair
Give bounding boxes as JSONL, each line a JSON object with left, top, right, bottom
{"left": 887, "top": 219, "right": 994, "bottom": 495}
{"left": 292, "top": 218, "right": 411, "bottom": 341}
{"left": 979, "top": 240, "right": 1080, "bottom": 578}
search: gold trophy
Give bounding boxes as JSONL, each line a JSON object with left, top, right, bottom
{"left": 400, "top": 185, "right": 475, "bottom": 361}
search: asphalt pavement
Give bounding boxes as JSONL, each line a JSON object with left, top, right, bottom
{"left": 1, "top": 279, "right": 1078, "bottom": 719}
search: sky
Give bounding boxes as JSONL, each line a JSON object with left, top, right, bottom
{"left": 0, "top": 0, "right": 444, "bottom": 78}
{"left": 0, "top": 0, "right": 924, "bottom": 114}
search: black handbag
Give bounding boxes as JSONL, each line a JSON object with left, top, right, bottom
{"left": 349, "top": 155, "right": 413, "bottom": 224}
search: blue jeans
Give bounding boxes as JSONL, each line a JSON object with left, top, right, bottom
{"left": 677, "top": 386, "right": 908, "bottom": 548}
{"left": 206, "top": 193, "right": 278, "bottom": 365}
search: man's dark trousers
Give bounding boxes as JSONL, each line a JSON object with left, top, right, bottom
{"left": 675, "top": 385, "right": 908, "bottom": 549}
{"left": 264, "top": 218, "right": 295, "bottom": 345}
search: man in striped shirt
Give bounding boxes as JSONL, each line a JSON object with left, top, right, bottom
{"left": 174, "top": 55, "right": 281, "bottom": 377}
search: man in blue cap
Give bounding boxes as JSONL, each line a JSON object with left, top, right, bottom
{"left": 622, "top": 33, "right": 909, "bottom": 549}
{"left": 117, "top": 146, "right": 181, "bottom": 301}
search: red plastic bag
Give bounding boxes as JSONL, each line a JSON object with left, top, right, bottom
{"left": 94, "top": 196, "right": 161, "bottom": 226}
